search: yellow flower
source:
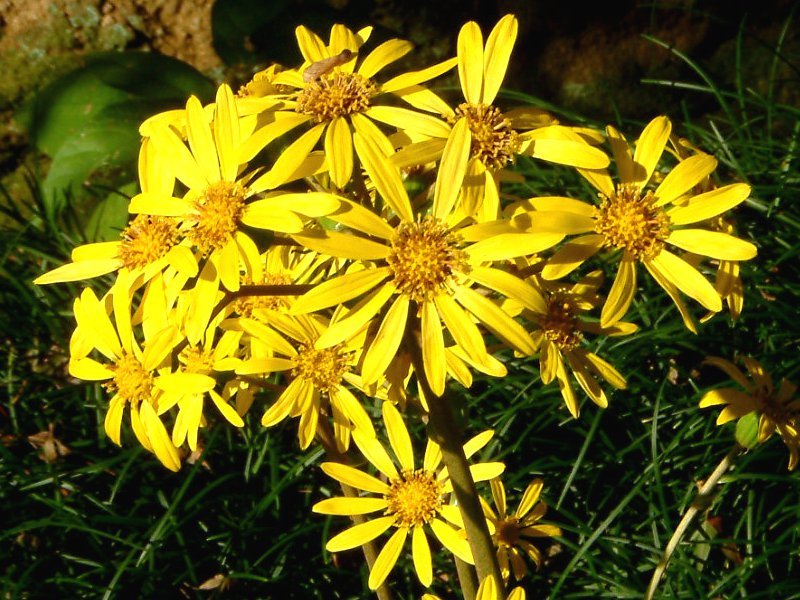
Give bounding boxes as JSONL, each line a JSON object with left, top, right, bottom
{"left": 155, "top": 312, "right": 245, "bottom": 452}
{"left": 700, "top": 356, "right": 800, "bottom": 470}
{"left": 481, "top": 478, "right": 562, "bottom": 582}
{"left": 128, "top": 83, "right": 340, "bottom": 294}
{"left": 67, "top": 285, "right": 181, "bottom": 471}
{"left": 393, "top": 14, "right": 609, "bottom": 221}
{"left": 290, "top": 126, "right": 556, "bottom": 396}
{"left": 526, "top": 270, "right": 631, "bottom": 418}
{"left": 313, "top": 402, "right": 505, "bottom": 589}
{"left": 236, "top": 313, "right": 374, "bottom": 451}
{"left": 517, "top": 116, "right": 757, "bottom": 331}
{"left": 241, "top": 23, "right": 458, "bottom": 189}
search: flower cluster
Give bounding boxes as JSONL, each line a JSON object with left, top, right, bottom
{"left": 36, "top": 13, "right": 758, "bottom": 595}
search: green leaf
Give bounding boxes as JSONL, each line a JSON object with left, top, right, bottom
{"left": 735, "top": 412, "right": 759, "bottom": 450}
{"left": 18, "top": 51, "right": 214, "bottom": 219}
{"left": 85, "top": 182, "right": 137, "bottom": 242}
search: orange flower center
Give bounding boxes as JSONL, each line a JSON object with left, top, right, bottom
{"left": 104, "top": 353, "right": 153, "bottom": 406}
{"left": 296, "top": 71, "right": 376, "bottom": 122}
{"left": 450, "top": 102, "right": 520, "bottom": 169}
{"left": 292, "top": 344, "right": 350, "bottom": 392}
{"left": 593, "top": 184, "right": 671, "bottom": 261}
{"left": 189, "top": 181, "right": 247, "bottom": 255}
{"left": 118, "top": 215, "right": 180, "bottom": 270}
{"left": 385, "top": 469, "right": 444, "bottom": 528}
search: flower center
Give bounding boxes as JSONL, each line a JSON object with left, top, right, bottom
{"left": 450, "top": 103, "right": 521, "bottom": 169}
{"left": 292, "top": 344, "right": 350, "bottom": 392}
{"left": 296, "top": 71, "right": 376, "bottom": 122}
{"left": 234, "top": 273, "right": 295, "bottom": 317}
{"left": 189, "top": 181, "right": 247, "bottom": 255}
{"left": 494, "top": 516, "right": 522, "bottom": 548}
{"left": 387, "top": 219, "right": 468, "bottom": 303}
{"left": 757, "top": 390, "right": 798, "bottom": 426}
{"left": 539, "top": 296, "right": 582, "bottom": 350}
{"left": 385, "top": 469, "right": 444, "bottom": 528}
{"left": 593, "top": 184, "right": 671, "bottom": 261}
{"left": 118, "top": 215, "right": 180, "bottom": 270}
{"left": 104, "top": 353, "right": 153, "bottom": 405}
{"left": 180, "top": 346, "right": 215, "bottom": 375}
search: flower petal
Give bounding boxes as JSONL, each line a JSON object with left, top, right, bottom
{"left": 600, "top": 254, "right": 637, "bottom": 327}
{"left": 326, "top": 516, "right": 396, "bottom": 552}
{"left": 666, "top": 229, "right": 757, "bottom": 260}
{"left": 433, "top": 118, "right": 471, "bottom": 221}
{"left": 421, "top": 301, "right": 447, "bottom": 396}
{"left": 482, "top": 14, "right": 517, "bottom": 104}
{"left": 667, "top": 183, "right": 751, "bottom": 225}
{"left": 654, "top": 153, "right": 718, "bottom": 206}
{"left": 457, "top": 20, "right": 484, "bottom": 104}
{"left": 362, "top": 294, "right": 410, "bottom": 385}
{"left": 320, "top": 462, "right": 390, "bottom": 494}
{"left": 313, "top": 496, "right": 388, "bottom": 515}
{"left": 648, "top": 250, "right": 722, "bottom": 313}
{"left": 631, "top": 116, "right": 671, "bottom": 187}
{"left": 383, "top": 401, "right": 415, "bottom": 471}
{"left": 412, "top": 526, "right": 433, "bottom": 586}
{"left": 291, "top": 268, "right": 392, "bottom": 314}
{"left": 368, "top": 527, "right": 407, "bottom": 590}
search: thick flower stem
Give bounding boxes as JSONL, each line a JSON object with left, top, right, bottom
{"left": 406, "top": 328, "right": 504, "bottom": 600}
{"left": 645, "top": 444, "right": 741, "bottom": 600}
{"left": 317, "top": 422, "right": 393, "bottom": 600}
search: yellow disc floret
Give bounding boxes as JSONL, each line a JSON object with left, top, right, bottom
{"left": 387, "top": 219, "right": 469, "bottom": 303}
{"left": 189, "top": 181, "right": 247, "bottom": 255}
{"left": 296, "top": 72, "right": 376, "bottom": 122}
{"left": 180, "top": 346, "right": 215, "bottom": 376}
{"left": 118, "top": 215, "right": 180, "bottom": 270}
{"left": 385, "top": 469, "right": 444, "bottom": 528}
{"left": 104, "top": 353, "right": 154, "bottom": 406}
{"left": 593, "top": 184, "right": 672, "bottom": 261}
{"left": 292, "top": 344, "right": 350, "bottom": 392}
{"left": 450, "top": 102, "right": 521, "bottom": 169}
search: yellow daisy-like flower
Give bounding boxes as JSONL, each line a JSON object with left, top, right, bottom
{"left": 393, "top": 14, "right": 609, "bottom": 221}
{"left": 236, "top": 313, "right": 374, "bottom": 451}
{"left": 155, "top": 312, "right": 245, "bottom": 452}
{"left": 481, "top": 478, "right": 562, "bottom": 582}
{"left": 518, "top": 116, "right": 757, "bottom": 331}
{"left": 290, "top": 126, "right": 557, "bottom": 396}
{"left": 34, "top": 137, "right": 196, "bottom": 286}
{"left": 526, "top": 270, "right": 632, "bottom": 418}
{"left": 67, "top": 285, "right": 181, "bottom": 471}
{"left": 128, "top": 83, "right": 340, "bottom": 294}
{"left": 241, "top": 23, "right": 457, "bottom": 190}
{"left": 313, "top": 402, "right": 505, "bottom": 589}
{"left": 699, "top": 356, "right": 800, "bottom": 470}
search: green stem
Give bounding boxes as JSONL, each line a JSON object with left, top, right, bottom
{"left": 644, "top": 443, "right": 741, "bottom": 600}
{"left": 406, "top": 327, "right": 503, "bottom": 600}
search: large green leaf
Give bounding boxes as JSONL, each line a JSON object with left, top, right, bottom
{"left": 19, "top": 51, "right": 214, "bottom": 219}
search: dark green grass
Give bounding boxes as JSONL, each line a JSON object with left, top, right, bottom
{"left": 3, "top": 23, "right": 800, "bottom": 600}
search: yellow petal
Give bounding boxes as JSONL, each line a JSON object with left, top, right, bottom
{"left": 291, "top": 268, "right": 392, "bottom": 314}
{"left": 468, "top": 232, "right": 563, "bottom": 262}
{"left": 433, "top": 118, "right": 471, "bottom": 220}
{"left": 510, "top": 196, "right": 594, "bottom": 217}
{"left": 380, "top": 57, "right": 458, "bottom": 93}
{"left": 421, "top": 301, "right": 447, "bottom": 396}
{"left": 351, "top": 112, "right": 396, "bottom": 156}
{"left": 605, "top": 125, "right": 634, "bottom": 184}
{"left": 313, "top": 496, "right": 388, "bottom": 515}
{"left": 362, "top": 294, "right": 410, "bottom": 385}
{"left": 104, "top": 396, "right": 124, "bottom": 445}
{"left": 248, "top": 123, "right": 326, "bottom": 191}
{"left": 390, "top": 138, "right": 448, "bottom": 169}
{"left": 75, "top": 287, "right": 121, "bottom": 360}
{"left": 383, "top": 401, "right": 415, "bottom": 472}
{"left": 325, "top": 117, "right": 354, "bottom": 188}
{"left": 412, "top": 526, "right": 433, "bottom": 586}
{"left": 238, "top": 113, "right": 310, "bottom": 164}
{"left": 648, "top": 250, "right": 722, "bottom": 312}
{"left": 667, "top": 183, "right": 752, "bottom": 225}
{"left": 368, "top": 528, "right": 407, "bottom": 590}
{"left": 34, "top": 258, "right": 122, "bottom": 285}
{"left": 326, "top": 516, "right": 396, "bottom": 553}
{"left": 482, "top": 15, "right": 517, "bottom": 104}
{"left": 330, "top": 385, "right": 374, "bottom": 435}
{"left": 292, "top": 230, "right": 389, "bottom": 260}
{"left": 140, "top": 401, "right": 181, "bottom": 472}
{"left": 314, "top": 281, "right": 396, "bottom": 348}
{"left": 353, "top": 428, "right": 399, "bottom": 479}
{"left": 149, "top": 125, "right": 205, "bottom": 190}
{"left": 209, "top": 390, "right": 244, "bottom": 427}
{"left": 358, "top": 39, "right": 413, "bottom": 79}
{"left": 654, "top": 153, "right": 718, "bottom": 206}
{"left": 353, "top": 132, "right": 414, "bottom": 221}
{"left": 320, "top": 462, "right": 390, "bottom": 493}
{"left": 434, "top": 294, "right": 486, "bottom": 363}
{"left": 542, "top": 234, "right": 604, "bottom": 280}
{"left": 295, "top": 25, "right": 326, "bottom": 63}
{"left": 261, "top": 385, "right": 298, "bottom": 427}
{"left": 454, "top": 286, "right": 536, "bottom": 355}
{"left": 128, "top": 193, "right": 189, "bottom": 216}
{"left": 327, "top": 198, "right": 396, "bottom": 239}
{"left": 430, "top": 518, "right": 473, "bottom": 564}
{"left": 631, "top": 116, "right": 671, "bottom": 187}
{"left": 213, "top": 84, "right": 240, "bottom": 182}
{"left": 515, "top": 210, "right": 595, "bottom": 235}
{"left": 457, "top": 20, "right": 484, "bottom": 104}
{"left": 468, "top": 265, "right": 547, "bottom": 314}
{"left": 583, "top": 352, "right": 627, "bottom": 389}
{"left": 526, "top": 138, "right": 609, "bottom": 169}
{"left": 365, "top": 106, "right": 451, "bottom": 138}
{"left": 600, "top": 254, "right": 637, "bottom": 327}
{"left": 666, "top": 229, "right": 757, "bottom": 260}
{"left": 185, "top": 95, "right": 220, "bottom": 183}
{"left": 643, "top": 259, "right": 698, "bottom": 333}
{"left": 69, "top": 357, "right": 113, "bottom": 381}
